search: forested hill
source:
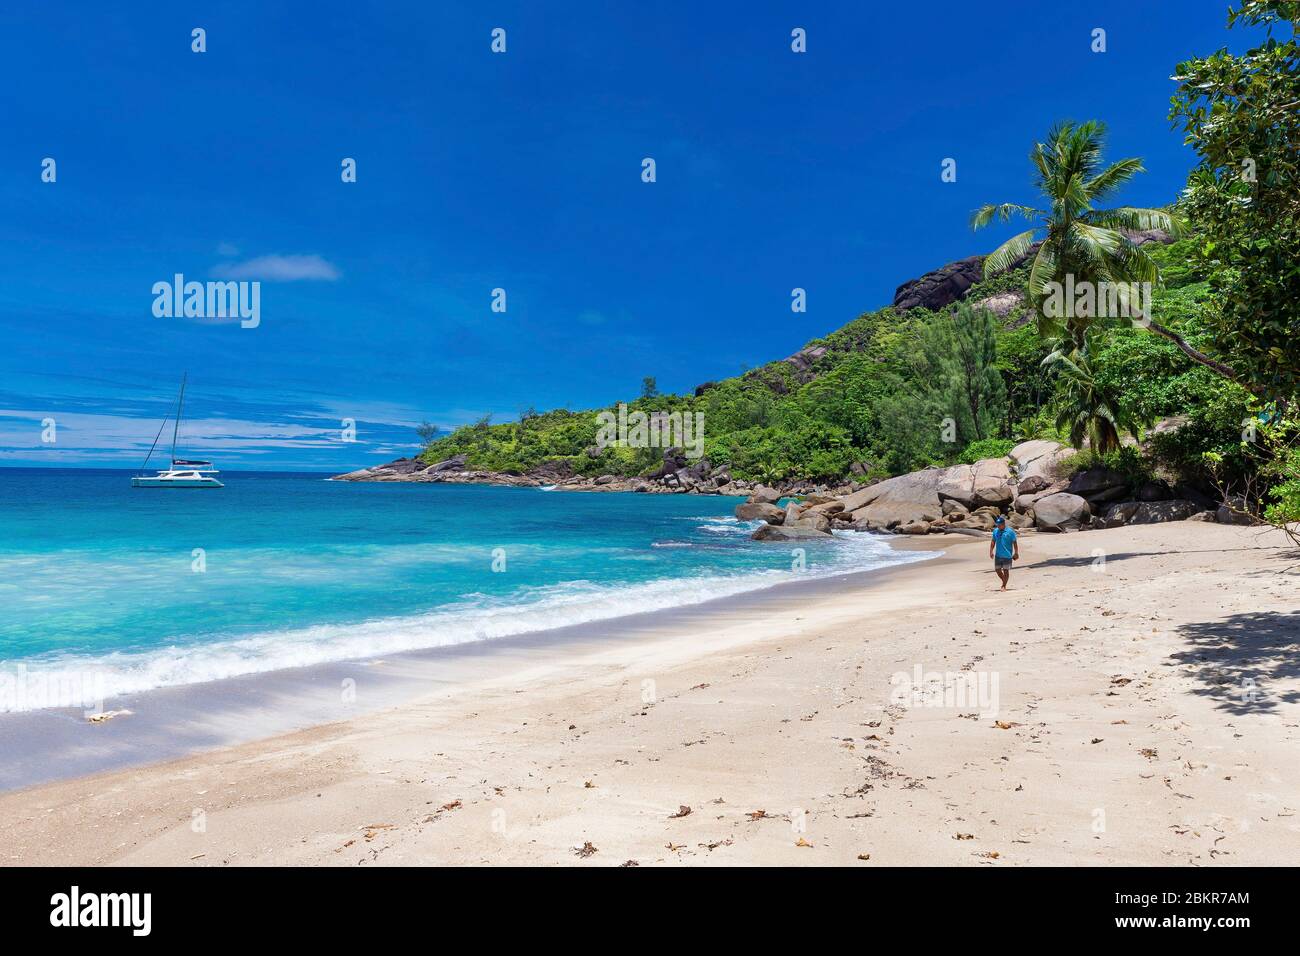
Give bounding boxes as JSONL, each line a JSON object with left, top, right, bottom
{"left": 407, "top": 231, "right": 1246, "bottom": 493}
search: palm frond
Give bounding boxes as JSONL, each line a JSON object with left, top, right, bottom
{"left": 1054, "top": 123, "right": 1101, "bottom": 182}
{"left": 1027, "top": 242, "right": 1059, "bottom": 299}
{"left": 1112, "top": 236, "right": 1160, "bottom": 284}
{"left": 1071, "top": 120, "right": 1108, "bottom": 176}
{"left": 981, "top": 228, "right": 1039, "bottom": 277}
{"left": 1061, "top": 173, "right": 1091, "bottom": 217}
{"left": 1070, "top": 222, "right": 1125, "bottom": 258}
{"left": 1064, "top": 223, "right": 1123, "bottom": 288}
{"left": 1030, "top": 142, "right": 1054, "bottom": 193}
{"left": 1042, "top": 347, "right": 1081, "bottom": 372}
{"left": 1084, "top": 206, "right": 1185, "bottom": 236}
{"left": 970, "top": 203, "right": 1041, "bottom": 230}
{"left": 1083, "top": 157, "right": 1145, "bottom": 202}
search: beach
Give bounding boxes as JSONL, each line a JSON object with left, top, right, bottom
{"left": 1, "top": 521, "right": 1297, "bottom": 867}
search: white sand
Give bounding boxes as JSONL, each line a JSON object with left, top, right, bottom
{"left": 1, "top": 522, "right": 1297, "bottom": 866}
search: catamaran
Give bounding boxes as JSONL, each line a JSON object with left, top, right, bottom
{"left": 131, "top": 374, "right": 224, "bottom": 488}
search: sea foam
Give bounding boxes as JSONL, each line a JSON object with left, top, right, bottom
{"left": 0, "top": 531, "right": 931, "bottom": 712}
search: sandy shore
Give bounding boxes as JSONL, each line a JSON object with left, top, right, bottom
{"left": 2, "top": 522, "right": 1297, "bottom": 866}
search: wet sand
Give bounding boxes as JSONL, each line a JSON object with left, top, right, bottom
{"left": 1, "top": 523, "right": 1297, "bottom": 866}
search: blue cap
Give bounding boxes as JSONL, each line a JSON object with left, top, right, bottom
{"left": 994, "top": 515, "right": 1006, "bottom": 524}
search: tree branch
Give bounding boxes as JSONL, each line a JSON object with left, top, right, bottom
{"left": 1143, "top": 319, "right": 1263, "bottom": 394}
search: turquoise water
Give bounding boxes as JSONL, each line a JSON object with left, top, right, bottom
{"left": 0, "top": 469, "right": 926, "bottom": 711}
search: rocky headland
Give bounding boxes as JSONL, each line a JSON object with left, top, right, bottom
{"left": 331, "top": 448, "right": 790, "bottom": 496}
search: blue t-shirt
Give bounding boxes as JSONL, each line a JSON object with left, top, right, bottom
{"left": 993, "top": 526, "right": 1017, "bottom": 559}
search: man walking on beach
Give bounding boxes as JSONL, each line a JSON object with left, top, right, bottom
{"left": 990, "top": 514, "right": 1019, "bottom": 591}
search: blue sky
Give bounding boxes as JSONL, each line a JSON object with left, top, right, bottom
{"left": 0, "top": 1, "right": 1260, "bottom": 470}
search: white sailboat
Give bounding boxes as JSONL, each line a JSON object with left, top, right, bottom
{"left": 131, "top": 374, "right": 224, "bottom": 488}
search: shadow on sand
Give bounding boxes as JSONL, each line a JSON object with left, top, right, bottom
{"left": 1170, "top": 609, "right": 1300, "bottom": 714}
{"left": 1021, "top": 546, "right": 1298, "bottom": 572}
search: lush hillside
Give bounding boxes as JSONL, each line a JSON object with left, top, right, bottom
{"left": 419, "top": 237, "right": 1253, "bottom": 490}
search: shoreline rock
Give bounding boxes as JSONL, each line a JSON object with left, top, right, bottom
{"left": 332, "top": 452, "right": 858, "bottom": 499}
{"left": 342, "top": 437, "right": 1240, "bottom": 537}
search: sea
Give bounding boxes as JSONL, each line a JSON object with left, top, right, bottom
{"left": 0, "top": 468, "right": 930, "bottom": 713}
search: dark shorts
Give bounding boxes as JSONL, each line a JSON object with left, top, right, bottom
{"left": 994, "top": 557, "right": 1013, "bottom": 571}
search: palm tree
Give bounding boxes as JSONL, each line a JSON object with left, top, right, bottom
{"left": 972, "top": 120, "right": 1183, "bottom": 352}
{"left": 1044, "top": 347, "right": 1148, "bottom": 453}
{"left": 973, "top": 122, "right": 1257, "bottom": 389}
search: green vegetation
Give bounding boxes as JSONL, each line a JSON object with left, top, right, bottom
{"left": 418, "top": 2, "right": 1295, "bottom": 525}
{"left": 420, "top": 247, "right": 1250, "bottom": 489}
{"left": 1170, "top": 0, "right": 1300, "bottom": 401}
{"left": 972, "top": 120, "right": 1182, "bottom": 351}
{"left": 914, "top": 304, "right": 1008, "bottom": 446}
{"left": 1044, "top": 348, "right": 1150, "bottom": 454}
{"left": 959, "top": 438, "right": 1015, "bottom": 464}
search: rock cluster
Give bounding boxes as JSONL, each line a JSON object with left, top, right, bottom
{"left": 892, "top": 229, "right": 1174, "bottom": 315}
{"left": 332, "top": 456, "right": 548, "bottom": 488}
{"left": 732, "top": 438, "right": 1246, "bottom": 541}
{"left": 332, "top": 449, "right": 857, "bottom": 498}
{"left": 893, "top": 256, "right": 987, "bottom": 313}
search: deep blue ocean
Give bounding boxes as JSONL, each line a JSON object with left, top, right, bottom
{"left": 0, "top": 469, "right": 926, "bottom": 711}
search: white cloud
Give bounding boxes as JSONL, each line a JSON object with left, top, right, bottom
{"left": 212, "top": 254, "right": 340, "bottom": 282}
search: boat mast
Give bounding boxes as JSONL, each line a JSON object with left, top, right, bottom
{"left": 170, "top": 372, "right": 187, "bottom": 464}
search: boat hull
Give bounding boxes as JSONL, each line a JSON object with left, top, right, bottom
{"left": 131, "top": 477, "right": 224, "bottom": 488}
